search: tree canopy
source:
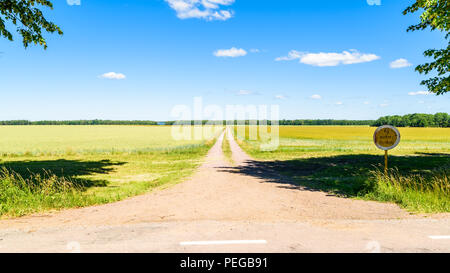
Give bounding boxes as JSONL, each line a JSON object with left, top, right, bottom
{"left": 404, "top": 0, "right": 449, "bottom": 95}
{"left": 373, "top": 113, "right": 449, "bottom": 128}
{"left": 0, "top": 0, "right": 62, "bottom": 49}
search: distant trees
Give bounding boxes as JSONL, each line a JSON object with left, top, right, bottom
{"left": 0, "top": 120, "right": 31, "bottom": 125}
{"left": 1, "top": 115, "right": 448, "bottom": 127}
{"left": 372, "top": 113, "right": 449, "bottom": 127}
{"left": 168, "top": 120, "right": 374, "bottom": 126}
{"left": 278, "top": 119, "right": 373, "bottom": 126}
{"left": 0, "top": 120, "right": 158, "bottom": 125}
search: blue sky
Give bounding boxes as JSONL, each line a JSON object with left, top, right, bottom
{"left": 0, "top": 0, "right": 448, "bottom": 121}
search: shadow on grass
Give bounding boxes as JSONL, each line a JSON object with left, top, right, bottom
{"left": 218, "top": 153, "right": 450, "bottom": 197}
{"left": 0, "top": 159, "right": 126, "bottom": 189}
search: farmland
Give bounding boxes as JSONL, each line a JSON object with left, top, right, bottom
{"left": 0, "top": 125, "right": 222, "bottom": 217}
{"left": 1, "top": 124, "right": 449, "bottom": 217}
{"left": 234, "top": 126, "right": 450, "bottom": 213}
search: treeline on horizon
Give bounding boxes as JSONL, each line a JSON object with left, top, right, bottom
{"left": 0, "top": 120, "right": 158, "bottom": 126}
{"left": 372, "top": 113, "right": 449, "bottom": 128}
{"left": 0, "top": 113, "right": 448, "bottom": 127}
{"left": 0, "top": 119, "right": 375, "bottom": 126}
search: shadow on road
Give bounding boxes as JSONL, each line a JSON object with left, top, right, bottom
{"left": 218, "top": 153, "right": 450, "bottom": 197}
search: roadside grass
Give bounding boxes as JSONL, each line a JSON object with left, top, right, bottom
{"left": 222, "top": 131, "right": 234, "bottom": 164}
{"left": 0, "top": 126, "right": 221, "bottom": 218}
{"left": 366, "top": 168, "right": 450, "bottom": 213}
{"left": 232, "top": 125, "right": 450, "bottom": 213}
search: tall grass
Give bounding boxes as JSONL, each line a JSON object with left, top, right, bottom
{"left": 222, "top": 132, "right": 233, "bottom": 164}
{"left": 0, "top": 167, "right": 94, "bottom": 217}
{"left": 366, "top": 168, "right": 450, "bottom": 213}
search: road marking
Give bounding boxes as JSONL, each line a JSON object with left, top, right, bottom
{"left": 429, "top": 236, "right": 450, "bottom": 240}
{"left": 180, "top": 240, "right": 267, "bottom": 246}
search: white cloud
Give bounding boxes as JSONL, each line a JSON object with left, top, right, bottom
{"left": 310, "top": 94, "right": 322, "bottom": 100}
{"left": 214, "top": 47, "right": 247, "bottom": 58}
{"left": 275, "top": 50, "right": 303, "bottom": 61}
{"left": 67, "top": 0, "right": 81, "bottom": 5}
{"left": 335, "top": 101, "right": 343, "bottom": 105}
{"left": 275, "top": 94, "right": 287, "bottom": 100}
{"left": 390, "top": 58, "right": 412, "bottom": 69}
{"left": 363, "top": 101, "right": 370, "bottom": 105}
{"left": 250, "top": 49, "right": 260, "bottom": 53}
{"left": 99, "top": 72, "right": 126, "bottom": 80}
{"left": 379, "top": 103, "right": 389, "bottom": 107}
{"left": 165, "top": 0, "right": 235, "bottom": 21}
{"left": 408, "top": 91, "right": 430, "bottom": 96}
{"left": 276, "top": 50, "right": 380, "bottom": 67}
{"left": 237, "top": 90, "right": 253, "bottom": 95}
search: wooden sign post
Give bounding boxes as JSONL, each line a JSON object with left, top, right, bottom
{"left": 373, "top": 125, "right": 401, "bottom": 175}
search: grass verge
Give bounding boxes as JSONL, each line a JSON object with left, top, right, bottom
{"left": 365, "top": 168, "right": 450, "bottom": 213}
{"left": 222, "top": 131, "right": 234, "bottom": 164}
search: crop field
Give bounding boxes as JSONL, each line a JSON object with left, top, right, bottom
{"left": 0, "top": 125, "right": 222, "bottom": 217}
{"left": 234, "top": 126, "right": 450, "bottom": 213}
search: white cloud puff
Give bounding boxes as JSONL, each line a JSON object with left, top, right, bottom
{"left": 275, "top": 94, "right": 287, "bottom": 100}
{"left": 310, "top": 94, "right": 322, "bottom": 100}
{"left": 276, "top": 50, "right": 380, "bottom": 67}
{"left": 390, "top": 58, "right": 412, "bottom": 69}
{"left": 408, "top": 91, "right": 430, "bottom": 96}
{"left": 165, "top": 0, "right": 235, "bottom": 21}
{"left": 99, "top": 72, "right": 126, "bottom": 80}
{"left": 214, "top": 47, "right": 247, "bottom": 58}
{"left": 67, "top": 0, "right": 81, "bottom": 5}
{"left": 237, "top": 90, "right": 253, "bottom": 95}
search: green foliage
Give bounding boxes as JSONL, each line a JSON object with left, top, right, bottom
{"left": 404, "top": 0, "right": 449, "bottom": 95}
{"left": 372, "top": 113, "right": 450, "bottom": 127}
{"left": 0, "top": 0, "right": 62, "bottom": 49}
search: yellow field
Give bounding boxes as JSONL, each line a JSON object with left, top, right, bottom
{"left": 234, "top": 125, "right": 450, "bottom": 212}
{"left": 0, "top": 125, "right": 222, "bottom": 155}
{"left": 279, "top": 126, "right": 450, "bottom": 141}
{"left": 236, "top": 126, "right": 450, "bottom": 158}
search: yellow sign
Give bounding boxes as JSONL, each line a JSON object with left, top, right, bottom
{"left": 374, "top": 125, "right": 401, "bottom": 174}
{"left": 373, "top": 125, "right": 401, "bottom": 151}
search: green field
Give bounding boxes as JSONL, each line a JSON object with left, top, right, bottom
{"left": 234, "top": 126, "right": 450, "bottom": 213}
{"left": 1, "top": 125, "right": 449, "bottom": 217}
{"left": 0, "top": 125, "right": 222, "bottom": 217}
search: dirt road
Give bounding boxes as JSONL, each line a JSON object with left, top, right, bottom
{"left": 0, "top": 129, "right": 449, "bottom": 252}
